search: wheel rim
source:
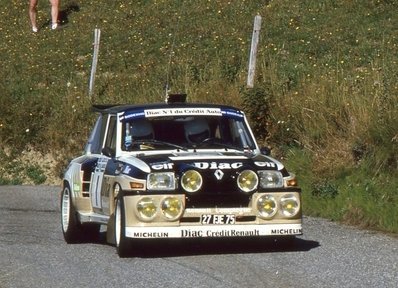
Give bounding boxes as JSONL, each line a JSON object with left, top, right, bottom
{"left": 115, "top": 199, "right": 121, "bottom": 247}
{"left": 61, "top": 187, "right": 70, "bottom": 232}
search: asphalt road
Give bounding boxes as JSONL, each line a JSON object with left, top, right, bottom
{"left": 0, "top": 186, "right": 397, "bottom": 288}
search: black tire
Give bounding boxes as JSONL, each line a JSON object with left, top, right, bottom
{"left": 115, "top": 195, "right": 131, "bottom": 257}
{"left": 61, "top": 183, "right": 101, "bottom": 243}
{"left": 60, "top": 183, "right": 83, "bottom": 243}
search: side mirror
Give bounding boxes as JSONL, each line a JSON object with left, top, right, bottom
{"left": 260, "top": 147, "right": 271, "bottom": 156}
{"left": 102, "top": 147, "right": 115, "bottom": 158}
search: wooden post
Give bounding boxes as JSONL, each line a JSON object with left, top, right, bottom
{"left": 247, "top": 15, "right": 262, "bottom": 88}
{"left": 89, "top": 28, "right": 101, "bottom": 98}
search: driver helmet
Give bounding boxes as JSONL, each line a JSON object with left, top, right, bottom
{"left": 184, "top": 118, "right": 210, "bottom": 143}
{"left": 130, "top": 119, "right": 154, "bottom": 140}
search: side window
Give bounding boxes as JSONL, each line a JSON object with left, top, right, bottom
{"left": 210, "top": 118, "right": 233, "bottom": 143}
{"left": 104, "top": 116, "right": 117, "bottom": 152}
{"left": 233, "top": 120, "right": 255, "bottom": 149}
{"left": 85, "top": 114, "right": 106, "bottom": 154}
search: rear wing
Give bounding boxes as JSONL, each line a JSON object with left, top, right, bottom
{"left": 92, "top": 104, "right": 121, "bottom": 112}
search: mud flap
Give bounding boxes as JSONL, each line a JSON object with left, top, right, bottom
{"left": 106, "top": 213, "right": 116, "bottom": 245}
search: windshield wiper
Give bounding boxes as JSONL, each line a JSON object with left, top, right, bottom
{"left": 132, "top": 140, "right": 188, "bottom": 151}
{"left": 194, "top": 138, "right": 243, "bottom": 151}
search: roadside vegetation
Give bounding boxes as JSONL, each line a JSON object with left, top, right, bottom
{"left": 0, "top": 0, "right": 396, "bottom": 233}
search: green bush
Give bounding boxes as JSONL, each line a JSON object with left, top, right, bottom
{"left": 25, "top": 165, "right": 47, "bottom": 185}
{"left": 311, "top": 181, "right": 338, "bottom": 199}
{"left": 241, "top": 85, "right": 273, "bottom": 143}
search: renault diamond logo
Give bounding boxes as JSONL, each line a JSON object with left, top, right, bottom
{"left": 214, "top": 169, "right": 224, "bottom": 180}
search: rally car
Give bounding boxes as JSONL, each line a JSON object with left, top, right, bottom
{"left": 61, "top": 94, "right": 302, "bottom": 257}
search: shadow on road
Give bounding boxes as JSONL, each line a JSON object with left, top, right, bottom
{"left": 135, "top": 238, "right": 320, "bottom": 258}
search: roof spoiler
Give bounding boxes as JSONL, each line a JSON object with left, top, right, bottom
{"left": 166, "top": 93, "right": 187, "bottom": 104}
{"left": 92, "top": 104, "right": 121, "bottom": 112}
{"left": 91, "top": 93, "right": 187, "bottom": 111}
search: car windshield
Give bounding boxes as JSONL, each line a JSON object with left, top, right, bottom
{"left": 121, "top": 114, "right": 256, "bottom": 151}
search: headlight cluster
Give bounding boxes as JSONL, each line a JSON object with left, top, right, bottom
{"left": 135, "top": 196, "right": 184, "bottom": 222}
{"left": 180, "top": 169, "right": 286, "bottom": 193}
{"left": 147, "top": 172, "right": 175, "bottom": 190}
{"left": 236, "top": 170, "right": 284, "bottom": 192}
{"left": 256, "top": 193, "right": 300, "bottom": 219}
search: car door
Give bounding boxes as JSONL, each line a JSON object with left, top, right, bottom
{"left": 90, "top": 115, "right": 117, "bottom": 213}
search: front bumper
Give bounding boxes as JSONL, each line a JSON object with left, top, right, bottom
{"left": 125, "top": 223, "right": 302, "bottom": 239}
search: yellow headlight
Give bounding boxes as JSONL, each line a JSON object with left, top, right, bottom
{"left": 237, "top": 170, "right": 258, "bottom": 192}
{"left": 280, "top": 194, "right": 300, "bottom": 217}
{"left": 181, "top": 170, "right": 203, "bottom": 193}
{"left": 136, "top": 197, "right": 157, "bottom": 220}
{"left": 257, "top": 194, "right": 277, "bottom": 219}
{"left": 161, "top": 197, "right": 184, "bottom": 220}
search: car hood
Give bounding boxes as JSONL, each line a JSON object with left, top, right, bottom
{"left": 119, "top": 150, "right": 285, "bottom": 175}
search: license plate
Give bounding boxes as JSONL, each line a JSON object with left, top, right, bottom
{"left": 201, "top": 214, "right": 236, "bottom": 225}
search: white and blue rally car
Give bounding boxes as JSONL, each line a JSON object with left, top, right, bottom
{"left": 61, "top": 95, "right": 302, "bottom": 257}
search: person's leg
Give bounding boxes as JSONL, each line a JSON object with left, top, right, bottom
{"left": 29, "top": 0, "right": 39, "bottom": 32}
{"left": 49, "top": 0, "right": 60, "bottom": 29}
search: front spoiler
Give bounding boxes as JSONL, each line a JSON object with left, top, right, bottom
{"left": 125, "top": 223, "right": 302, "bottom": 239}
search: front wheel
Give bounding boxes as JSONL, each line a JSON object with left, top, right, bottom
{"left": 115, "top": 195, "right": 131, "bottom": 257}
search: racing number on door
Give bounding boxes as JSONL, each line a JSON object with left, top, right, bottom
{"left": 91, "top": 157, "right": 109, "bottom": 209}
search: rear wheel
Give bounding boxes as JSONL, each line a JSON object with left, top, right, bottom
{"left": 115, "top": 195, "right": 131, "bottom": 257}
{"left": 61, "top": 184, "right": 82, "bottom": 243}
{"left": 61, "top": 183, "right": 100, "bottom": 243}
